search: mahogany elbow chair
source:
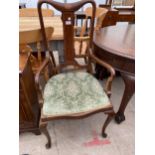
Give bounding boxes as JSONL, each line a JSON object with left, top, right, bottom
{"left": 36, "top": 0, "right": 115, "bottom": 149}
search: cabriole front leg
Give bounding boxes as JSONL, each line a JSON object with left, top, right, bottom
{"left": 40, "top": 122, "right": 52, "bottom": 149}
{"left": 102, "top": 109, "right": 115, "bottom": 137}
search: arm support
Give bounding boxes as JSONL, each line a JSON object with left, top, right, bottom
{"left": 35, "top": 58, "right": 50, "bottom": 107}
{"left": 89, "top": 49, "right": 115, "bottom": 97}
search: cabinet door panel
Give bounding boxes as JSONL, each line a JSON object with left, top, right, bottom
{"left": 19, "top": 54, "right": 40, "bottom": 133}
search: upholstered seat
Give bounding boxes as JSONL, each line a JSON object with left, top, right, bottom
{"left": 43, "top": 72, "right": 110, "bottom": 116}
{"left": 37, "top": 0, "right": 115, "bottom": 148}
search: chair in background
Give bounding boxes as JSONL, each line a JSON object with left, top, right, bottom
{"left": 19, "top": 8, "right": 54, "bottom": 17}
{"left": 36, "top": 0, "right": 115, "bottom": 149}
{"left": 85, "top": 7, "right": 108, "bottom": 30}
{"left": 19, "top": 27, "right": 58, "bottom": 73}
{"left": 74, "top": 7, "right": 108, "bottom": 64}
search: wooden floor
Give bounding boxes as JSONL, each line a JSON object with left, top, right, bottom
{"left": 19, "top": 77, "right": 135, "bottom": 155}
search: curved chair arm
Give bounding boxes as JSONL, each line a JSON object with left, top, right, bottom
{"left": 35, "top": 58, "right": 50, "bottom": 84}
{"left": 35, "top": 58, "right": 50, "bottom": 108}
{"left": 89, "top": 49, "right": 115, "bottom": 97}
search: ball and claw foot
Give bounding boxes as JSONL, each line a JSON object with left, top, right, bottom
{"left": 115, "top": 113, "right": 125, "bottom": 124}
{"left": 102, "top": 132, "right": 107, "bottom": 138}
{"left": 45, "top": 142, "right": 51, "bottom": 149}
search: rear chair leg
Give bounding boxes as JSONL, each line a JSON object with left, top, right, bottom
{"left": 40, "top": 122, "right": 51, "bottom": 149}
{"left": 102, "top": 109, "right": 115, "bottom": 138}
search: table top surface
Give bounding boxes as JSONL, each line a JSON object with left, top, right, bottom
{"left": 93, "top": 23, "right": 135, "bottom": 60}
{"left": 19, "top": 16, "right": 63, "bottom": 41}
{"left": 20, "top": 17, "right": 135, "bottom": 60}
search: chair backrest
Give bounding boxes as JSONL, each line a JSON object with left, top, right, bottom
{"left": 38, "top": 0, "right": 96, "bottom": 72}
{"left": 19, "top": 8, "right": 54, "bottom": 17}
{"left": 19, "top": 27, "right": 54, "bottom": 65}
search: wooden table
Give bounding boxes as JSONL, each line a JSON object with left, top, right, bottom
{"left": 19, "top": 16, "right": 63, "bottom": 40}
{"left": 93, "top": 23, "right": 135, "bottom": 123}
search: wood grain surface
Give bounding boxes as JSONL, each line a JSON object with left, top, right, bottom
{"left": 19, "top": 16, "right": 63, "bottom": 40}
{"left": 94, "top": 23, "right": 135, "bottom": 59}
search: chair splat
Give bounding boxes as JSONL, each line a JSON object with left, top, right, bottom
{"left": 61, "top": 11, "right": 75, "bottom": 64}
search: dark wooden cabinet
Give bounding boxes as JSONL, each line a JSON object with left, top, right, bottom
{"left": 117, "top": 9, "right": 135, "bottom": 22}
{"left": 19, "top": 54, "right": 41, "bottom": 135}
{"left": 99, "top": 5, "right": 119, "bottom": 27}
{"left": 102, "top": 8, "right": 119, "bottom": 27}
{"left": 99, "top": 5, "right": 135, "bottom": 27}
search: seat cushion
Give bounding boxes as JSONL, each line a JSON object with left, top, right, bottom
{"left": 43, "top": 72, "right": 110, "bottom": 116}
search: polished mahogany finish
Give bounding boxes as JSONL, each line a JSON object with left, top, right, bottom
{"left": 93, "top": 23, "right": 135, "bottom": 123}
{"left": 37, "top": 0, "right": 115, "bottom": 149}
{"left": 99, "top": 6, "right": 119, "bottom": 27}
{"left": 99, "top": 5, "right": 135, "bottom": 26}
{"left": 117, "top": 9, "right": 135, "bottom": 22}
{"left": 94, "top": 23, "right": 135, "bottom": 71}
{"left": 19, "top": 53, "right": 41, "bottom": 134}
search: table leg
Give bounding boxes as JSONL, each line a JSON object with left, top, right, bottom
{"left": 115, "top": 72, "right": 135, "bottom": 124}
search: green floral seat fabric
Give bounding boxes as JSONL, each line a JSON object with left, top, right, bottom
{"left": 43, "top": 72, "right": 110, "bottom": 116}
